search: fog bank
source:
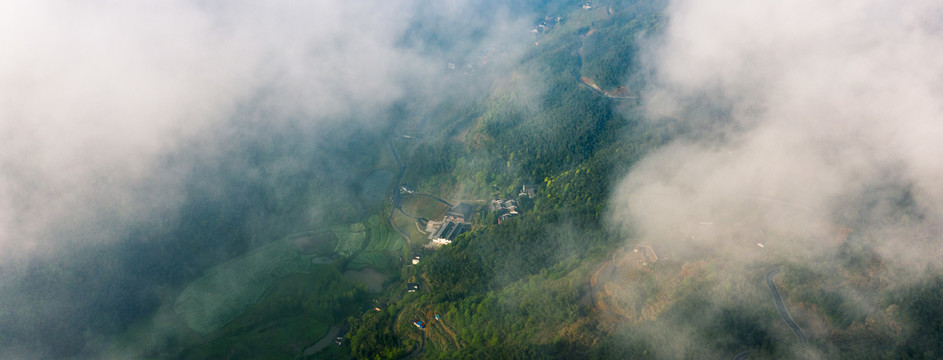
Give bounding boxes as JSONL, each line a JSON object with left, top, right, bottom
{"left": 612, "top": 0, "right": 943, "bottom": 267}
{"left": 0, "top": 1, "right": 534, "bottom": 358}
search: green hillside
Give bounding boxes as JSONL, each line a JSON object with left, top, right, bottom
{"left": 160, "top": 1, "right": 943, "bottom": 359}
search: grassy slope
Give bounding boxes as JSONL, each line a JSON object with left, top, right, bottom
{"left": 170, "top": 1, "right": 927, "bottom": 358}
{"left": 172, "top": 213, "right": 409, "bottom": 358}
{"left": 181, "top": 268, "right": 366, "bottom": 359}
{"left": 173, "top": 235, "right": 326, "bottom": 335}
{"left": 342, "top": 1, "right": 943, "bottom": 359}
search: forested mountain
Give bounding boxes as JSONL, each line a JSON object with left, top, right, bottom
{"left": 5, "top": 1, "right": 942, "bottom": 359}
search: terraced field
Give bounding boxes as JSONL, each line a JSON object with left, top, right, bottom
{"left": 349, "top": 215, "right": 407, "bottom": 269}
{"left": 333, "top": 222, "right": 368, "bottom": 257}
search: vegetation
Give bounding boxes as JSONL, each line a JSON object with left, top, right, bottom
{"left": 339, "top": 2, "right": 943, "bottom": 358}
{"left": 353, "top": 216, "right": 407, "bottom": 265}
{"left": 88, "top": 1, "right": 943, "bottom": 359}
{"left": 580, "top": 0, "right": 665, "bottom": 91}
{"left": 344, "top": 3, "right": 675, "bottom": 358}
{"left": 182, "top": 267, "right": 367, "bottom": 359}
{"left": 173, "top": 233, "right": 329, "bottom": 335}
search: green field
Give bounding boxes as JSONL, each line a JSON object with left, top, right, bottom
{"left": 349, "top": 215, "right": 408, "bottom": 269}
{"left": 182, "top": 269, "right": 366, "bottom": 359}
{"left": 173, "top": 214, "right": 407, "bottom": 357}
{"left": 333, "top": 222, "right": 368, "bottom": 257}
{"left": 173, "top": 230, "right": 337, "bottom": 334}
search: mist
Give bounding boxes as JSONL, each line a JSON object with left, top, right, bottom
{"left": 612, "top": 0, "right": 943, "bottom": 268}
{"left": 606, "top": 0, "right": 943, "bottom": 357}
{"left": 0, "top": 0, "right": 536, "bottom": 358}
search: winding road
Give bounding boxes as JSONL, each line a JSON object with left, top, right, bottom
{"left": 387, "top": 135, "right": 456, "bottom": 243}
{"left": 729, "top": 268, "right": 807, "bottom": 359}
{"left": 766, "top": 268, "right": 807, "bottom": 343}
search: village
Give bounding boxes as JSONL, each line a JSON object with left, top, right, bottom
{"left": 397, "top": 183, "right": 537, "bottom": 265}
{"left": 382, "top": 179, "right": 540, "bottom": 338}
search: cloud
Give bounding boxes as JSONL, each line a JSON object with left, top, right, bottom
{"left": 0, "top": 0, "right": 535, "bottom": 357}
{"left": 602, "top": 0, "right": 943, "bottom": 357}
{"left": 611, "top": 0, "right": 943, "bottom": 266}
{"left": 0, "top": 0, "right": 526, "bottom": 262}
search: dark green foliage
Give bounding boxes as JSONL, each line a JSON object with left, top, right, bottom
{"left": 579, "top": 0, "right": 665, "bottom": 91}
{"left": 653, "top": 295, "right": 777, "bottom": 359}
{"left": 339, "top": 4, "right": 676, "bottom": 358}
{"left": 182, "top": 267, "right": 368, "bottom": 359}
{"left": 782, "top": 264, "right": 826, "bottom": 289}
{"left": 892, "top": 275, "right": 943, "bottom": 359}
{"left": 783, "top": 267, "right": 854, "bottom": 329}
{"left": 422, "top": 265, "right": 594, "bottom": 358}
{"left": 589, "top": 331, "right": 654, "bottom": 360}
{"left": 449, "top": 340, "right": 593, "bottom": 360}
{"left": 580, "top": 25, "right": 639, "bottom": 90}
{"left": 409, "top": 140, "right": 463, "bottom": 176}
{"left": 422, "top": 212, "right": 584, "bottom": 301}
{"left": 832, "top": 177, "right": 923, "bottom": 235}
{"left": 348, "top": 304, "right": 416, "bottom": 359}
{"left": 716, "top": 308, "right": 775, "bottom": 349}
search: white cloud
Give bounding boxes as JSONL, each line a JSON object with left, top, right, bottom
{"left": 613, "top": 0, "right": 943, "bottom": 265}
{"left": 0, "top": 0, "right": 526, "bottom": 262}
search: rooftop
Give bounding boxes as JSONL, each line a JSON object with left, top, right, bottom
{"left": 520, "top": 184, "right": 537, "bottom": 199}
{"left": 432, "top": 220, "right": 467, "bottom": 244}
{"left": 445, "top": 203, "right": 475, "bottom": 223}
